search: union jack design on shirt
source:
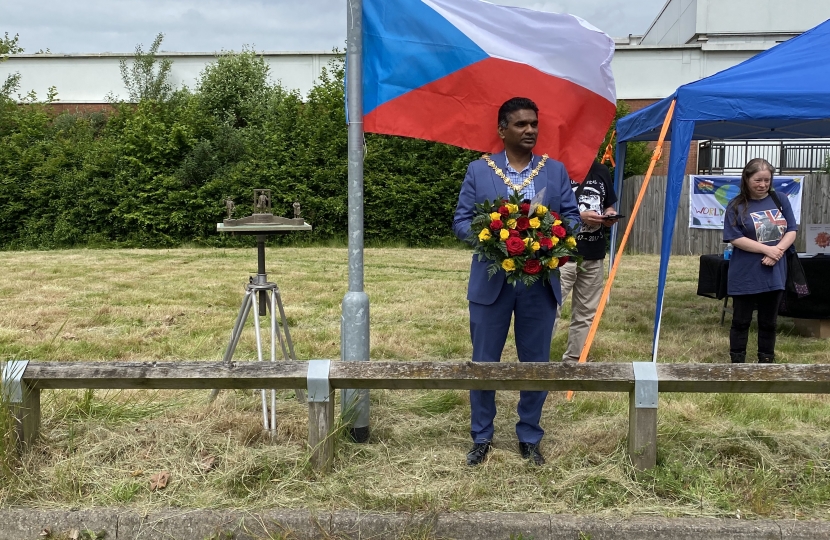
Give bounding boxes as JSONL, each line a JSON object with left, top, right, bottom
{"left": 751, "top": 209, "right": 787, "bottom": 244}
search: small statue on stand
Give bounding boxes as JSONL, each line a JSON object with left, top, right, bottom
{"left": 254, "top": 189, "right": 271, "bottom": 214}
{"left": 221, "top": 189, "right": 308, "bottom": 227}
{"left": 224, "top": 198, "right": 236, "bottom": 220}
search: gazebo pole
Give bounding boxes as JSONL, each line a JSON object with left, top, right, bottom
{"left": 341, "top": 0, "right": 371, "bottom": 442}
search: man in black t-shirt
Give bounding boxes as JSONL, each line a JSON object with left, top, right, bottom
{"left": 555, "top": 161, "right": 619, "bottom": 362}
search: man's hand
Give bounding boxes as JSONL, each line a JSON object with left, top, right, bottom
{"left": 600, "top": 209, "right": 618, "bottom": 227}
{"left": 580, "top": 211, "right": 606, "bottom": 225}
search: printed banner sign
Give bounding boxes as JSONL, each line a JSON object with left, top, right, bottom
{"left": 688, "top": 175, "right": 803, "bottom": 229}
{"left": 805, "top": 224, "right": 830, "bottom": 255}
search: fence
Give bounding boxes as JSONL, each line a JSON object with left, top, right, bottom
{"left": 617, "top": 174, "right": 830, "bottom": 255}
{"left": 6, "top": 360, "right": 830, "bottom": 473}
{"left": 698, "top": 141, "right": 830, "bottom": 175}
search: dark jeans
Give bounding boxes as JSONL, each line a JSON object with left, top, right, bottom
{"left": 729, "top": 290, "right": 783, "bottom": 355}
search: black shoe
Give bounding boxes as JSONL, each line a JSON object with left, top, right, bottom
{"left": 519, "top": 442, "right": 545, "bottom": 466}
{"left": 758, "top": 353, "right": 775, "bottom": 364}
{"left": 729, "top": 351, "right": 746, "bottom": 363}
{"left": 466, "top": 442, "right": 491, "bottom": 466}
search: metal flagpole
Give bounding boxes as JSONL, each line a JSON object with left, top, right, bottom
{"left": 341, "top": 0, "right": 371, "bottom": 443}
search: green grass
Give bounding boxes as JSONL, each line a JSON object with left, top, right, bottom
{"left": 0, "top": 248, "right": 829, "bottom": 520}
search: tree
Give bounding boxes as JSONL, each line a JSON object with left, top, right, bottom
{"left": 596, "top": 100, "right": 651, "bottom": 179}
{"left": 119, "top": 33, "right": 173, "bottom": 102}
{"left": 1, "top": 32, "right": 23, "bottom": 98}
{"left": 197, "top": 48, "right": 270, "bottom": 128}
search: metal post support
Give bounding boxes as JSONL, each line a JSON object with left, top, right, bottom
{"left": 628, "top": 361, "right": 658, "bottom": 470}
{"left": 1, "top": 360, "right": 28, "bottom": 405}
{"left": 342, "top": 0, "right": 371, "bottom": 443}
{"left": 256, "top": 235, "right": 268, "bottom": 316}
{"left": 307, "top": 360, "right": 334, "bottom": 471}
{"left": 2, "top": 360, "right": 39, "bottom": 452}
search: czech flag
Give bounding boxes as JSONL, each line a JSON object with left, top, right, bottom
{"left": 363, "top": 0, "right": 617, "bottom": 182}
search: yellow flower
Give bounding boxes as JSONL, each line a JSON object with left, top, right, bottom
{"left": 523, "top": 237, "right": 532, "bottom": 247}
{"left": 553, "top": 219, "right": 562, "bottom": 226}
{"left": 535, "top": 205, "right": 548, "bottom": 216}
{"left": 547, "top": 257, "right": 560, "bottom": 269}
{"left": 490, "top": 212, "right": 501, "bottom": 221}
{"left": 566, "top": 236, "right": 577, "bottom": 249}
{"left": 528, "top": 217, "right": 541, "bottom": 229}
{"left": 502, "top": 258, "right": 516, "bottom": 271}
{"left": 478, "top": 228, "right": 492, "bottom": 242}
{"left": 507, "top": 203, "right": 519, "bottom": 214}
{"left": 499, "top": 229, "right": 510, "bottom": 241}
{"left": 507, "top": 219, "right": 517, "bottom": 229}
{"left": 551, "top": 236, "right": 559, "bottom": 246}
{"left": 531, "top": 241, "right": 540, "bottom": 252}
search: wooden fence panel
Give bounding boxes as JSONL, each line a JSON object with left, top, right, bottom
{"left": 617, "top": 174, "right": 830, "bottom": 255}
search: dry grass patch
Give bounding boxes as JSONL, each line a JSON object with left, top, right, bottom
{"left": 0, "top": 248, "right": 829, "bottom": 520}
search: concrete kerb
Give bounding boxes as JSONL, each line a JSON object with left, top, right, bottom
{"left": 1, "top": 509, "right": 829, "bottom": 539}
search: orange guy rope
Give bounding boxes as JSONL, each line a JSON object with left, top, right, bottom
{"left": 600, "top": 130, "right": 616, "bottom": 167}
{"left": 566, "top": 100, "right": 676, "bottom": 401}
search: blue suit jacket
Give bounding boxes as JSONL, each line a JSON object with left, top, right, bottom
{"left": 452, "top": 152, "right": 581, "bottom": 306}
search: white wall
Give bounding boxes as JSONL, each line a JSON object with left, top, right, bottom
{"left": 0, "top": 52, "right": 340, "bottom": 103}
{"left": 641, "top": 0, "right": 699, "bottom": 45}
{"left": 642, "top": 0, "right": 830, "bottom": 45}
{"left": 701, "top": 0, "right": 830, "bottom": 36}
{"left": 611, "top": 45, "right": 762, "bottom": 100}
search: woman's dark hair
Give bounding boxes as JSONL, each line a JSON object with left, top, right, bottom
{"left": 497, "top": 97, "right": 538, "bottom": 129}
{"left": 727, "top": 157, "right": 776, "bottom": 227}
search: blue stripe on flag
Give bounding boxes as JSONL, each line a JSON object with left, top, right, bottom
{"left": 363, "top": 0, "right": 488, "bottom": 116}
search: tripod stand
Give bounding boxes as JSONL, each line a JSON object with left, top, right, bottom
{"left": 212, "top": 232, "right": 306, "bottom": 433}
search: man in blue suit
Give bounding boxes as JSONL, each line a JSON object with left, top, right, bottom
{"left": 452, "top": 97, "right": 581, "bottom": 466}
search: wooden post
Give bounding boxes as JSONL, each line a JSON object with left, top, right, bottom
{"left": 13, "top": 383, "right": 41, "bottom": 452}
{"left": 628, "top": 362, "right": 658, "bottom": 470}
{"left": 627, "top": 390, "right": 657, "bottom": 470}
{"left": 306, "top": 360, "right": 334, "bottom": 472}
{"left": 308, "top": 392, "right": 334, "bottom": 472}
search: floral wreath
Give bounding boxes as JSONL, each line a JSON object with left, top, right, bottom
{"left": 468, "top": 156, "right": 581, "bottom": 286}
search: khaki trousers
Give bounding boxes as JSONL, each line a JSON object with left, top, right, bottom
{"left": 556, "top": 259, "right": 605, "bottom": 362}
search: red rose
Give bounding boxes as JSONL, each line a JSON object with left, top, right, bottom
{"left": 539, "top": 237, "right": 553, "bottom": 250}
{"left": 559, "top": 256, "right": 570, "bottom": 265}
{"left": 524, "top": 259, "right": 542, "bottom": 275}
{"left": 508, "top": 229, "right": 520, "bottom": 238}
{"left": 498, "top": 206, "right": 510, "bottom": 218}
{"left": 552, "top": 225, "right": 566, "bottom": 238}
{"left": 506, "top": 237, "right": 526, "bottom": 256}
{"left": 490, "top": 219, "right": 503, "bottom": 230}
{"left": 519, "top": 203, "right": 531, "bottom": 215}
{"left": 516, "top": 217, "right": 530, "bottom": 231}
{"left": 550, "top": 210, "right": 561, "bottom": 220}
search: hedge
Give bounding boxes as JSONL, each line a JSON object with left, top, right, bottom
{"left": 0, "top": 50, "right": 648, "bottom": 249}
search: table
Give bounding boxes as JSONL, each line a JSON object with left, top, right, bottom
{"left": 697, "top": 254, "right": 830, "bottom": 336}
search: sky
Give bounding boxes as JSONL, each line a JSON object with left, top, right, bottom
{"left": 4, "top": 0, "right": 667, "bottom": 55}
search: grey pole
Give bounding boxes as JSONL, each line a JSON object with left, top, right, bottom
{"left": 341, "top": 0, "right": 370, "bottom": 443}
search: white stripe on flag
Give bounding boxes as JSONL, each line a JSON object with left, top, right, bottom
{"left": 422, "top": 0, "right": 616, "bottom": 103}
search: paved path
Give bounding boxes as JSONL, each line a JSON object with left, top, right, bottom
{"left": 2, "top": 509, "right": 830, "bottom": 539}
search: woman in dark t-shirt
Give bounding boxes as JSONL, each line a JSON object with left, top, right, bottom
{"left": 722, "top": 158, "right": 798, "bottom": 364}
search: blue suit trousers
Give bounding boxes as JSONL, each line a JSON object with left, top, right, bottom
{"left": 469, "top": 279, "right": 557, "bottom": 445}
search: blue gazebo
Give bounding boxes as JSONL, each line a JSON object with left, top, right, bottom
{"left": 614, "top": 18, "right": 830, "bottom": 358}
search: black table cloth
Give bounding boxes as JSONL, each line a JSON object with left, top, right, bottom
{"left": 697, "top": 254, "right": 830, "bottom": 320}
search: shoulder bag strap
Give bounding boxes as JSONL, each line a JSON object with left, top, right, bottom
{"left": 768, "top": 190, "right": 784, "bottom": 213}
